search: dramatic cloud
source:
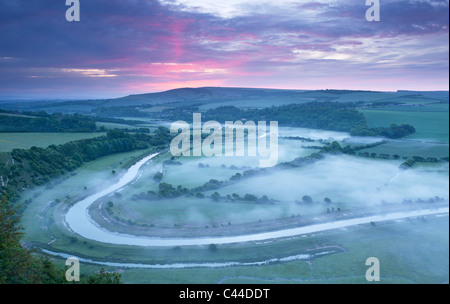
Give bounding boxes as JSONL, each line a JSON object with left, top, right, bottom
{"left": 0, "top": 0, "right": 448, "bottom": 98}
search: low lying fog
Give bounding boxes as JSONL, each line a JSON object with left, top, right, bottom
{"left": 218, "top": 154, "right": 449, "bottom": 206}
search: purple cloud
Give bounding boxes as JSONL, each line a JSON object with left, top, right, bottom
{"left": 0, "top": 0, "right": 448, "bottom": 98}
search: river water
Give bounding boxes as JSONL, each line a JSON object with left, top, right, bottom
{"left": 65, "top": 153, "right": 449, "bottom": 247}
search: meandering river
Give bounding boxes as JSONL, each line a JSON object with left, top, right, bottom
{"left": 65, "top": 152, "right": 449, "bottom": 247}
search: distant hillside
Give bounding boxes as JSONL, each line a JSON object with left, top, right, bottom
{"left": 0, "top": 110, "right": 96, "bottom": 133}
{"left": 397, "top": 90, "right": 449, "bottom": 100}
{"left": 0, "top": 87, "right": 447, "bottom": 115}
{"left": 108, "top": 87, "right": 306, "bottom": 107}
{"left": 105, "top": 87, "right": 450, "bottom": 108}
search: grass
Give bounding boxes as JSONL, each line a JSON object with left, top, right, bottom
{"left": 0, "top": 132, "right": 106, "bottom": 152}
{"left": 20, "top": 143, "right": 448, "bottom": 267}
{"left": 360, "top": 109, "right": 449, "bottom": 143}
{"left": 95, "top": 122, "right": 138, "bottom": 130}
{"left": 43, "top": 215, "right": 449, "bottom": 284}
{"left": 358, "top": 140, "right": 449, "bottom": 159}
{"left": 198, "top": 97, "right": 314, "bottom": 110}
{"left": 101, "top": 196, "right": 295, "bottom": 228}
{"left": 20, "top": 148, "right": 156, "bottom": 244}
{"left": 14, "top": 121, "right": 449, "bottom": 284}
{"left": 0, "top": 112, "right": 41, "bottom": 118}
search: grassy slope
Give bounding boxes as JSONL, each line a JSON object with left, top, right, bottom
{"left": 0, "top": 132, "right": 107, "bottom": 152}
{"left": 44, "top": 215, "right": 449, "bottom": 284}
{"left": 8, "top": 88, "right": 449, "bottom": 284}
{"left": 361, "top": 109, "right": 449, "bottom": 143}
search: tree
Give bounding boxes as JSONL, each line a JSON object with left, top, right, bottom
{"left": 244, "top": 194, "right": 258, "bottom": 201}
{"left": 401, "top": 159, "right": 416, "bottom": 169}
{"left": 230, "top": 173, "right": 242, "bottom": 181}
{"left": 195, "top": 192, "right": 205, "bottom": 198}
{"left": 0, "top": 194, "right": 42, "bottom": 283}
{"left": 302, "top": 195, "right": 313, "bottom": 204}
{"left": 0, "top": 193, "right": 66, "bottom": 284}
{"left": 153, "top": 172, "right": 163, "bottom": 182}
{"left": 107, "top": 129, "right": 126, "bottom": 139}
{"left": 208, "top": 244, "right": 218, "bottom": 252}
{"left": 85, "top": 268, "right": 122, "bottom": 284}
{"left": 211, "top": 192, "right": 221, "bottom": 202}
{"left": 155, "top": 126, "right": 170, "bottom": 134}
{"left": 158, "top": 183, "right": 179, "bottom": 198}
{"left": 413, "top": 156, "right": 425, "bottom": 162}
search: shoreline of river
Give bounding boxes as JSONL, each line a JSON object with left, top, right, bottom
{"left": 63, "top": 152, "right": 449, "bottom": 247}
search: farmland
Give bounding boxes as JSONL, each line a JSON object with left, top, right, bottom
{"left": 0, "top": 132, "right": 106, "bottom": 152}
{"left": 1, "top": 88, "right": 448, "bottom": 284}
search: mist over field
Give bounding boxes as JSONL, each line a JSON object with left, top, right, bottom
{"left": 1, "top": 89, "right": 448, "bottom": 285}
{"left": 0, "top": 0, "right": 448, "bottom": 285}
{"left": 217, "top": 155, "right": 448, "bottom": 204}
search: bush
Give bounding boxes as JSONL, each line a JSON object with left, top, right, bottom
{"left": 153, "top": 172, "right": 163, "bottom": 182}
{"left": 302, "top": 195, "right": 313, "bottom": 204}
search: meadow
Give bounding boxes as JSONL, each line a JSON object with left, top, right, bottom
{"left": 17, "top": 123, "right": 448, "bottom": 284}
{"left": 360, "top": 108, "right": 449, "bottom": 144}
{"left": 45, "top": 214, "right": 450, "bottom": 284}
{"left": 6, "top": 88, "right": 448, "bottom": 284}
{"left": 0, "top": 132, "right": 106, "bottom": 152}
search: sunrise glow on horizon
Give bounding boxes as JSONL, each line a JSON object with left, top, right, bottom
{"left": 0, "top": 0, "right": 448, "bottom": 99}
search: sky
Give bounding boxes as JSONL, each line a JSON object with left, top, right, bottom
{"left": 0, "top": 0, "right": 448, "bottom": 99}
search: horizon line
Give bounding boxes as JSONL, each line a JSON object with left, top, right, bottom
{"left": 1, "top": 86, "right": 449, "bottom": 101}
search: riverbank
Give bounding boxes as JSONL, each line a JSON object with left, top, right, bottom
{"left": 60, "top": 150, "right": 447, "bottom": 247}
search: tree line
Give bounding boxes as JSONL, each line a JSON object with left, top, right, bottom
{"left": 0, "top": 110, "right": 96, "bottom": 133}
{"left": 0, "top": 109, "right": 152, "bottom": 133}
{"left": 152, "top": 102, "right": 416, "bottom": 139}
{"left": 0, "top": 193, "right": 121, "bottom": 284}
{"left": 350, "top": 123, "right": 416, "bottom": 139}
{"left": 0, "top": 128, "right": 173, "bottom": 206}
{"left": 0, "top": 128, "right": 174, "bottom": 283}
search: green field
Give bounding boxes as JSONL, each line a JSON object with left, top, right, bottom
{"left": 95, "top": 122, "right": 139, "bottom": 130}
{"left": 44, "top": 215, "right": 449, "bottom": 284}
{"left": 360, "top": 109, "right": 449, "bottom": 143}
{"left": 19, "top": 148, "right": 157, "bottom": 244}
{"left": 0, "top": 132, "right": 106, "bottom": 152}
{"left": 8, "top": 93, "right": 448, "bottom": 284}
{"left": 198, "top": 97, "right": 315, "bottom": 110}
{"left": 15, "top": 125, "right": 448, "bottom": 285}
{"left": 358, "top": 140, "right": 449, "bottom": 159}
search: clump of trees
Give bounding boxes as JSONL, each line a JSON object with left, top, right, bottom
{"left": 0, "top": 128, "right": 173, "bottom": 204}
{"left": 351, "top": 123, "right": 416, "bottom": 139}
{"left": 157, "top": 102, "right": 368, "bottom": 133}
{"left": 400, "top": 156, "right": 448, "bottom": 169}
{"left": 153, "top": 172, "right": 163, "bottom": 182}
{"left": 150, "top": 102, "right": 417, "bottom": 139}
{"left": 85, "top": 269, "right": 122, "bottom": 284}
{"left": 158, "top": 183, "right": 190, "bottom": 198}
{"left": 0, "top": 193, "right": 121, "bottom": 284}
{"left": 301, "top": 195, "right": 313, "bottom": 204}
{"left": 0, "top": 110, "right": 96, "bottom": 133}
{"left": 192, "top": 179, "right": 224, "bottom": 192}
{"left": 208, "top": 244, "right": 218, "bottom": 252}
